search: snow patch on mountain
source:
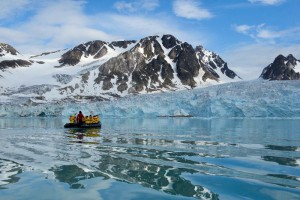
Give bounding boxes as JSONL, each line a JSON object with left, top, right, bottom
{"left": 0, "top": 43, "right": 20, "bottom": 58}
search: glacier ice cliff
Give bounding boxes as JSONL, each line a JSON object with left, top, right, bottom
{"left": 1, "top": 80, "right": 300, "bottom": 118}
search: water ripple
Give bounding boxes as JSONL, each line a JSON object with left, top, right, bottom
{"left": 0, "top": 118, "right": 300, "bottom": 199}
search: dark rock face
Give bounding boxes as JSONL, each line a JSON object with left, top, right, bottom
{"left": 0, "top": 43, "right": 19, "bottom": 56}
{"left": 260, "top": 54, "right": 300, "bottom": 80}
{"left": 286, "top": 54, "right": 298, "bottom": 66}
{"left": 195, "top": 46, "right": 240, "bottom": 81}
{"left": 162, "top": 34, "right": 179, "bottom": 49}
{"left": 134, "top": 36, "right": 164, "bottom": 59}
{"left": 172, "top": 43, "right": 200, "bottom": 87}
{"left": 92, "top": 36, "right": 179, "bottom": 93}
{"left": 30, "top": 49, "right": 63, "bottom": 59}
{"left": 59, "top": 40, "right": 137, "bottom": 66}
{"left": 95, "top": 48, "right": 145, "bottom": 92}
{"left": 59, "top": 40, "right": 107, "bottom": 66}
{"left": 0, "top": 59, "right": 31, "bottom": 71}
{"left": 0, "top": 44, "right": 32, "bottom": 74}
{"left": 59, "top": 45, "right": 85, "bottom": 66}
{"left": 221, "top": 63, "right": 237, "bottom": 79}
{"left": 94, "top": 46, "right": 107, "bottom": 59}
{"left": 132, "top": 54, "right": 174, "bottom": 92}
{"left": 109, "top": 40, "right": 136, "bottom": 49}
{"left": 87, "top": 34, "right": 239, "bottom": 94}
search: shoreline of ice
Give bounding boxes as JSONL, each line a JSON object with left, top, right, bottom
{"left": 1, "top": 80, "right": 300, "bottom": 118}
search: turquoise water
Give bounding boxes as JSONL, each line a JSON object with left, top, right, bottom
{"left": 0, "top": 117, "right": 300, "bottom": 200}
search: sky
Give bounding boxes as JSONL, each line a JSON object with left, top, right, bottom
{"left": 0, "top": 0, "right": 300, "bottom": 79}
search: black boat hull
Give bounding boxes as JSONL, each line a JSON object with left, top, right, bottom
{"left": 64, "top": 122, "right": 102, "bottom": 128}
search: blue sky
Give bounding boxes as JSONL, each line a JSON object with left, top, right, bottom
{"left": 1, "top": 0, "right": 299, "bottom": 79}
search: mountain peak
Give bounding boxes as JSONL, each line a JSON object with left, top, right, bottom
{"left": 58, "top": 39, "right": 138, "bottom": 66}
{"left": 1, "top": 34, "right": 240, "bottom": 102}
{"left": 0, "top": 43, "right": 19, "bottom": 56}
{"left": 286, "top": 54, "right": 298, "bottom": 66}
{"left": 0, "top": 43, "right": 32, "bottom": 72}
{"left": 161, "top": 34, "right": 180, "bottom": 49}
{"left": 58, "top": 34, "right": 240, "bottom": 96}
{"left": 58, "top": 40, "right": 108, "bottom": 66}
{"left": 260, "top": 54, "right": 300, "bottom": 80}
{"left": 108, "top": 40, "right": 136, "bottom": 49}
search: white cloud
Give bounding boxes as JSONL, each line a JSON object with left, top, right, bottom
{"left": 233, "top": 24, "right": 300, "bottom": 43}
{"left": 229, "top": 23, "right": 300, "bottom": 79}
{"left": 256, "top": 29, "right": 281, "bottom": 39}
{"left": 141, "top": 1, "right": 159, "bottom": 10}
{"left": 0, "top": 27, "right": 31, "bottom": 43}
{"left": 173, "top": 0, "right": 213, "bottom": 20}
{"left": 234, "top": 25, "right": 255, "bottom": 35}
{"left": 0, "top": 0, "right": 117, "bottom": 53}
{"left": 0, "top": 0, "right": 32, "bottom": 20}
{"left": 114, "top": 0, "right": 159, "bottom": 12}
{"left": 0, "top": 0, "right": 208, "bottom": 54}
{"left": 233, "top": 24, "right": 264, "bottom": 41}
{"left": 114, "top": 1, "right": 136, "bottom": 12}
{"left": 94, "top": 13, "right": 208, "bottom": 47}
{"left": 248, "top": 0, "right": 285, "bottom": 5}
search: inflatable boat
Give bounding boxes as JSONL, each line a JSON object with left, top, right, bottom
{"left": 64, "top": 122, "right": 102, "bottom": 129}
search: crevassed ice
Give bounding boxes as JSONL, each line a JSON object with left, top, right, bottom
{"left": 1, "top": 80, "right": 300, "bottom": 118}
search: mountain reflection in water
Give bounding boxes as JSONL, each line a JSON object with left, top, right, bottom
{"left": 59, "top": 127, "right": 219, "bottom": 199}
{"left": 0, "top": 117, "right": 299, "bottom": 200}
{"left": 0, "top": 159, "right": 22, "bottom": 189}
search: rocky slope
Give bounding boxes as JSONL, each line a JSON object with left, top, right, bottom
{"left": 0, "top": 43, "right": 19, "bottom": 56}
{"left": 0, "top": 34, "right": 240, "bottom": 104}
{"left": 56, "top": 35, "right": 240, "bottom": 98}
{"left": 260, "top": 54, "right": 300, "bottom": 80}
{"left": 0, "top": 43, "right": 32, "bottom": 73}
{"left": 58, "top": 40, "right": 136, "bottom": 66}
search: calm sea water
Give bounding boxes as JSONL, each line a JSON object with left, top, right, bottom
{"left": 0, "top": 117, "right": 299, "bottom": 200}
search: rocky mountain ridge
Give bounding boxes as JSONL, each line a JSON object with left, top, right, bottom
{"left": 0, "top": 43, "right": 43, "bottom": 73}
{"left": 0, "top": 43, "right": 19, "bottom": 56}
{"left": 0, "top": 34, "right": 240, "bottom": 104}
{"left": 57, "top": 35, "right": 240, "bottom": 98}
{"left": 260, "top": 54, "right": 300, "bottom": 80}
{"left": 58, "top": 40, "right": 136, "bottom": 66}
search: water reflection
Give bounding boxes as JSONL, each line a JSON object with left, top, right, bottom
{"left": 1, "top": 117, "right": 300, "bottom": 199}
{"left": 0, "top": 117, "right": 63, "bottom": 129}
{"left": 49, "top": 160, "right": 219, "bottom": 200}
{"left": 0, "top": 159, "right": 22, "bottom": 189}
{"left": 262, "top": 156, "right": 299, "bottom": 167}
{"left": 94, "top": 155, "right": 219, "bottom": 199}
{"left": 50, "top": 165, "right": 102, "bottom": 189}
{"left": 265, "top": 145, "right": 299, "bottom": 152}
{"left": 60, "top": 126, "right": 221, "bottom": 199}
{"left": 65, "top": 128, "right": 101, "bottom": 144}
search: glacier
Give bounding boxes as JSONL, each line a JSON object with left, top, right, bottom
{"left": 1, "top": 80, "right": 300, "bottom": 118}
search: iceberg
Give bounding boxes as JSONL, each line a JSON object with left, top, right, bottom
{"left": 1, "top": 80, "right": 300, "bottom": 118}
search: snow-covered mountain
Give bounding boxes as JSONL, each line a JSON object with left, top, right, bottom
{"left": 0, "top": 43, "right": 32, "bottom": 76}
{"left": 260, "top": 54, "right": 300, "bottom": 80}
{"left": 0, "top": 34, "right": 240, "bottom": 104}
